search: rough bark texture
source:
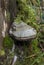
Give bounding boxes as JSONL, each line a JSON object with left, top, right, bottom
{"left": 0, "top": 0, "right": 4, "bottom": 49}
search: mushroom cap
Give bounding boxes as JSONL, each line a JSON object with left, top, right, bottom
{"left": 9, "top": 22, "right": 37, "bottom": 40}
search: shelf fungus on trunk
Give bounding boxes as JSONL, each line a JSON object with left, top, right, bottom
{"left": 9, "top": 22, "right": 37, "bottom": 41}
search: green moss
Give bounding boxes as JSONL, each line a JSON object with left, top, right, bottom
{"left": 31, "top": 39, "right": 40, "bottom": 54}
{"left": 0, "top": 49, "right": 5, "bottom": 56}
{"left": 15, "top": 0, "right": 36, "bottom": 24}
{"left": 3, "top": 36, "right": 14, "bottom": 49}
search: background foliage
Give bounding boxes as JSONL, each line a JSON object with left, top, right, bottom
{"left": 0, "top": 0, "right": 44, "bottom": 65}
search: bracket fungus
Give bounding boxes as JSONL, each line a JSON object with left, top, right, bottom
{"left": 9, "top": 22, "right": 37, "bottom": 41}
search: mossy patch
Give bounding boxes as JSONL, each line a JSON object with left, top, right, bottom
{"left": 3, "top": 36, "right": 14, "bottom": 49}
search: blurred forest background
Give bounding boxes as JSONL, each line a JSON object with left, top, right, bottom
{"left": 0, "top": 0, "right": 44, "bottom": 65}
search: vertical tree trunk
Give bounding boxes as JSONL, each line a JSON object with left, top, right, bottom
{"left": 8, "top": 0, "right": 17, "bottom": 22}
{"left": 0, "top": 0, "right": 7, "bottom": 48}
{"left": 0, "top": 0, "right": 4, "bottom": 49}
{"left": 0, "top": 0, "right": 17, "bottom": 49}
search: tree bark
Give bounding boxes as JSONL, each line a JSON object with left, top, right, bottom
{"left": 0, "top": 0, "right": 4, "bottom": 49}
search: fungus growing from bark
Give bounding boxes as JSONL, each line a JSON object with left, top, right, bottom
{"left": 9, "top": 21, "right": 37, "bottom": 41}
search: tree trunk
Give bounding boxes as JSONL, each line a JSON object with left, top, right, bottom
{"left": 0, "top": 0, "right": 4, "bottom": 49}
